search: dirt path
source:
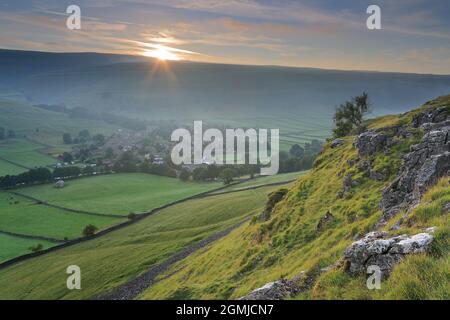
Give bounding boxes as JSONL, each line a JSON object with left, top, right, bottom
{"left": 97, "top": 219, "right": 248, "bottom": 300}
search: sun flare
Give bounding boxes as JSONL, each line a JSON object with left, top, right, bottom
{"left": 143, "top": 48, "right": 181, "bottom": 61}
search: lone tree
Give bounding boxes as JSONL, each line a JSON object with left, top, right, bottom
{"left": 29, "top": 243, "right": 43, "bottom": 253}
{"left": 333, "top": 92, "right": 370, "bottom": 138}
{"left": 220, "top": 168, "right": 237, "bottom": 185}
{"left": 63, "top": 133, "right": 72, "bottom": 144}
{"left": 82, "top": 224, "right": 98, "bottom": 237}
{"left": 179, "top": 169, "right": 191, "bottom": 182}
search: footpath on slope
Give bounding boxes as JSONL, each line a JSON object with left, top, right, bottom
{"left": 97, "top": 219, "right": 249, "bottom": 300}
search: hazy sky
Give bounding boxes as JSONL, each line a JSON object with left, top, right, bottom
{"left": 1, "top": 0, "right": 450, "bottom": 74}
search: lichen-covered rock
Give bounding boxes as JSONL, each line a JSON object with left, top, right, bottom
{"left": 259, "top": 188, "right": 288, "bottom": 222}
{"left": 344, "top": 231, "right": 434, "bottom": 277}
{"left": 357, "top": 160, "right": 371, "bottom": 173}
{"left": 331, "top": 139, "right": 345, "bottom": 148}
{"left": 239, "top": 279, "right": 298, "bottom": 300}
{"left": 369, "top": 169, "right": 385, "bottom": 181}
{"left": 354, "top": 131, "right": 389, "bottom": 157}
{"left": 343, "top": 174, "right": 353, "bottom": 192}
{"left": 443, "top": 202, "right": 450, "bottom": 213}
{"left": 380, "top": 108, "right": 449, "bottom": 223}
{"left": 412, "top": 106, "right": 449, "bottom": 128}
{"left": 316, "top": 211, "right": 335, "bottom": 231}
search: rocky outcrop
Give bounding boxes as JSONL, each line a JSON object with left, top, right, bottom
{"left": 412, "top": 106, "right": 449, "bottom": 128}
{"left": 239, "top": 270, "right": 320, "bottom": 300}
{"left": 443, "top": 202, "right": 450, "bottom": 214}
{"left": 239, "top": 279, "right": 299, "bottom": 300}
{"left": 331, "top": 139, "right": 345, "bottom": 148}
{"left": 344, "top": 231, "right": 434, "bottom": 278}
{"left": 354, "top": 131, "right": 389, "bottom": 157}
{"left": 259, "top": 189, "right": 288, "bottom": 222}
{"left": 316, "top": 211, "right": 335, "bottom": 231}
{"left": 380, "top": 108, "right": 449, "bottom": 222}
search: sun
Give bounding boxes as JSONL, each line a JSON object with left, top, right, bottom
{"left": 143, "top": 48, "right": 181, "bottom": 61}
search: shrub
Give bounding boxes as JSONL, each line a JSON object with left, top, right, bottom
{"left": 127, "top": 213, "right": 137, "bottom": 220}
{"left": 82, "top": 224, "right": 98, "bottom": 237}
{"left": 29, "top": 244, "right": 43, "bottom": 253}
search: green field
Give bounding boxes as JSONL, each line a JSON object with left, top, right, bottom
{"left": 17, "top": 173, "right": 223, "bottom": 215}
{"left": 0, "top": 159, "right": 25, "bottom": 176}
{"left": 0, "top": 139, "right": 56, "bottom": 169}
{"left": 0, "top": 193, "right": 122, "bottom": 241}
{"left": 0, "top": 185, "right": 282, "bottom": 299}
{"left": 0, "top": 233, "right": 56, "bottom": 263}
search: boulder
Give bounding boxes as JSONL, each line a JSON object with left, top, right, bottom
{"left": 331, "top": 139, "right": 345, "bottom": 148}
{"left": 239, "top": 279, "right": 298, "bottom": 300}
{"left": 54, "top": 180, "right": 65, "bottom": 188}
{"left": 316, "top": 211, "right": 335, "bottom": 231}
{"left": 344, "top": 231, "right": 434, "bottom": 277}
{"left": 354, "top": 131, "right": 389, "bottom": 157}
{"left": 369, "top": 169, "right": 385, "bottom": 181}
{"left": 443, "top": 202, "right": 450, "bottom": 214}
{"left": 343, "top": 174, "right": 353, "bottom": 192}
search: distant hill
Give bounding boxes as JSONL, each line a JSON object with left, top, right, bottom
{"left": 1, "top": 49, "right": 450, "bottom": 124}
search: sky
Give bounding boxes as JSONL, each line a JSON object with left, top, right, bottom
{"left": 0, "top": 0, "right": 450, "bottom": 74}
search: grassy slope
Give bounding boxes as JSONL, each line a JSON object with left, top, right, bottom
{"left": 0, "top": 193, "right": 122, "bottom": 241}
{"left": 17, "top": 173, "right": 223, "bottom": 215}
{"left": 0, "top": 233, "right": 56, "bottom": 263}
{"left": 0, "top": 185, "right": 281, "bottom": 299}
{"left": 140, "top": 95, "right": 450, "bottom": 300}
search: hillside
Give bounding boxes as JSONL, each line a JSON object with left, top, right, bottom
{"left": 139, "top": 95, "right": 450, "bottom": 300}
{"left": 2, "top": 49, "right": 450, "bottom": 127}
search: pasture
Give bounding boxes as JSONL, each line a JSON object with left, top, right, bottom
{"left": 17, "top": 173, "right": 223, "bottom": 215}
{"left": 0, "top": 139, "right": 56, "bottom": 170}
{"left": 0, "top": 159, "right": 25, "bottom": 176}
{"left": 0, "top": 233, "right": 56, "bottom": 264}
{"left": 0, "top": 193, "right": 122, "bottom": 241}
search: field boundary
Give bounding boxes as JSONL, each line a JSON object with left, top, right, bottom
{"left": 0, "top": 230, "right": 64, "bottom": 243}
